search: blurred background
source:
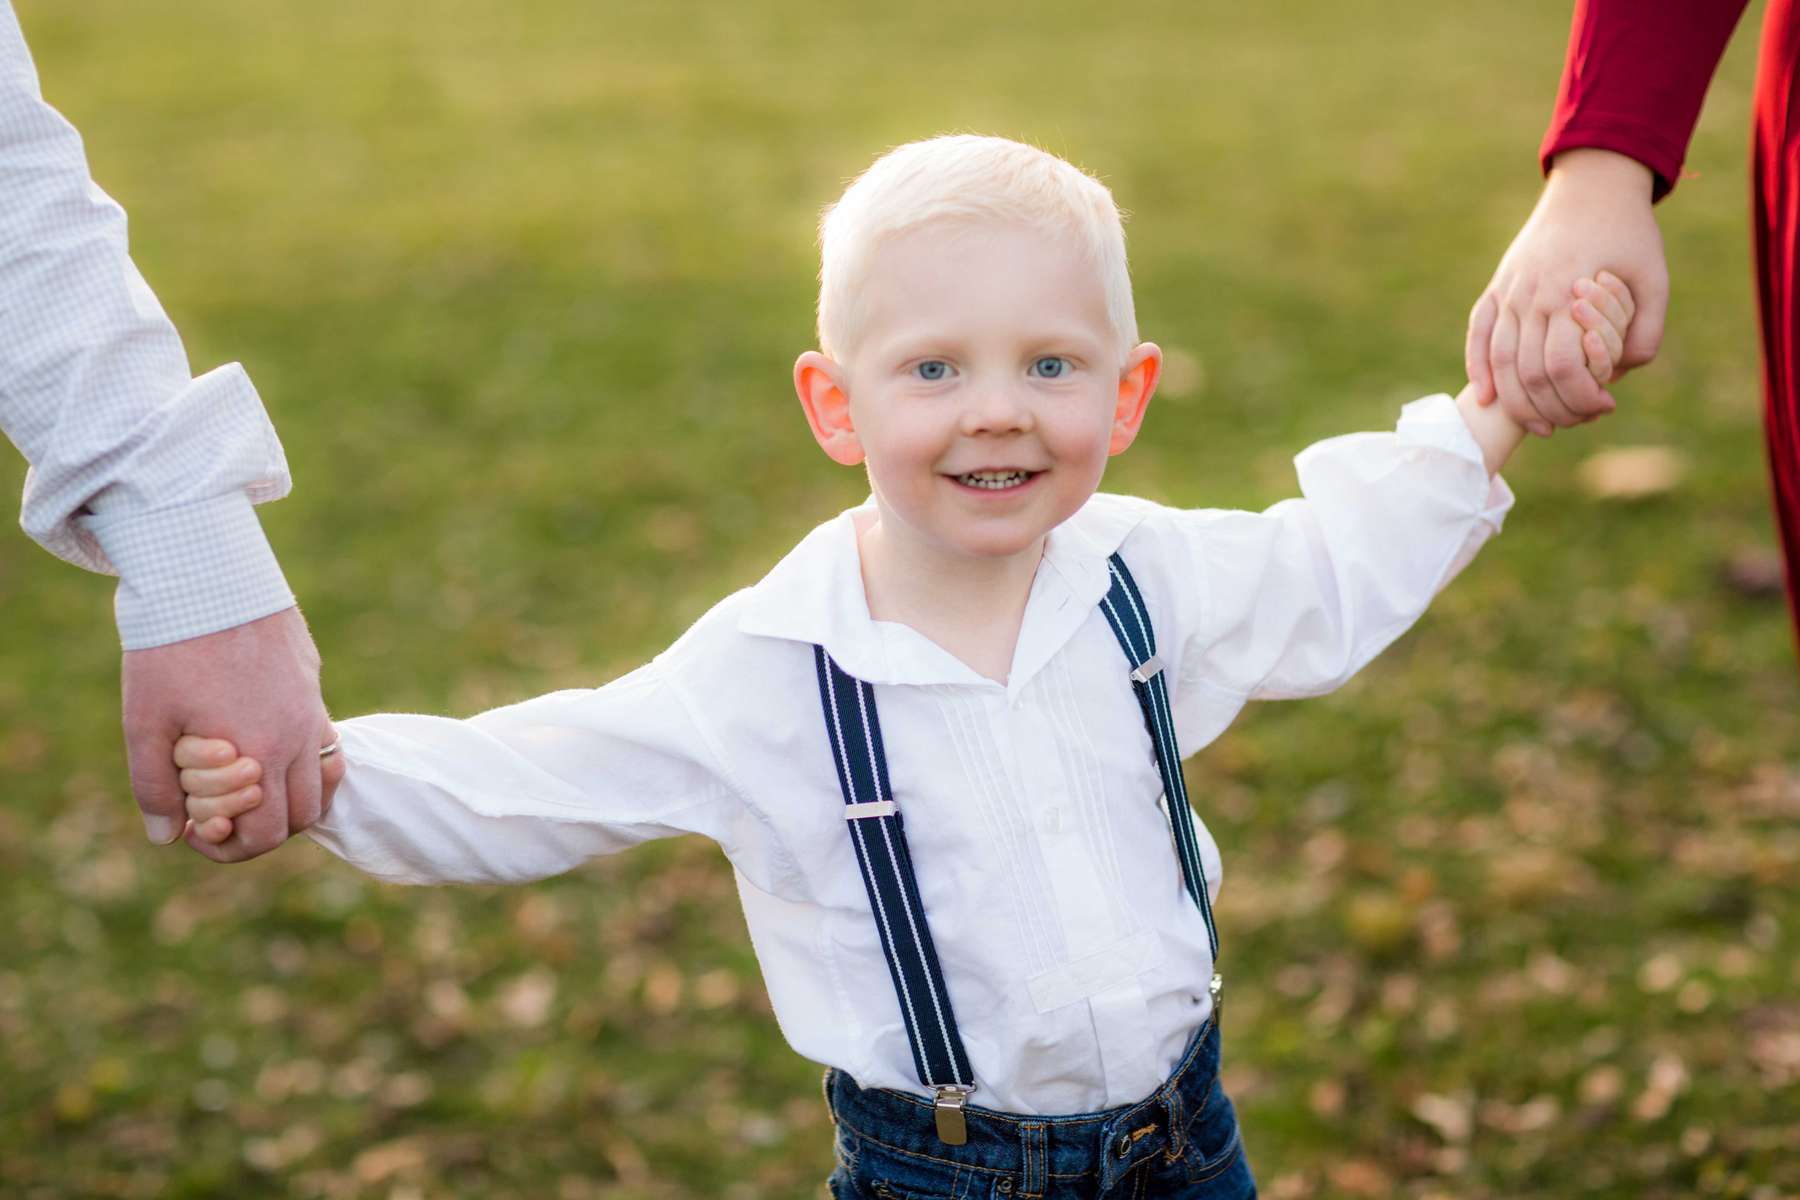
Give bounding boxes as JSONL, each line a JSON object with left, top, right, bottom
{"left": 1, "top": 1, "right": 1796, "bottom": 1196}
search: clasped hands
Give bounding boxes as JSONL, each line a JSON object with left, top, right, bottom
{"left": 121, "top": 606, "right": 344, "bottom": 861}
{"left": 1466, "top": 147, "right": 1666, "bottom": 435}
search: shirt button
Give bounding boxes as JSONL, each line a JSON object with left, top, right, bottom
{"left": 1040, "top": 806, "right": 1065, "bottom": 835}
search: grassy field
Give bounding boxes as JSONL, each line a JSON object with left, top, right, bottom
{"left": 2, "top": 0, "right": 1797, "bottom": 1196}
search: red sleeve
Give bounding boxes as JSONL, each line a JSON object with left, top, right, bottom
{"left": 1540, "top": 0, "right": 1752, "bottom": 202}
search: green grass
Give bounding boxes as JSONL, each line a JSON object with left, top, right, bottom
{"left": 2, "top": 0, "right": 1796, "bottom": 1196}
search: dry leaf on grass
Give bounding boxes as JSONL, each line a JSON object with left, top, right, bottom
{"left": 1744, "top": 1004, "right": 1800, "bottom": 1087}
{"left": 1576, "top": 446, "right": 1687, "bottom": 499}
{"left": 353, "top": 1136, "right": 427, "bottom": 1185}
{"left": 497, "top": 967, "right": 557, "bottom": 1028}
{"left": 1327, "top": 1158, "right": 1394, "bottom": 1196}
{"left": 1720, "top": 548, "right": 1786, "bottom": 598}
{"left": 1629, "top": 1054, "right": 1689, "bottom": 1122}
{"left": 1410, "top": 1091, "right": 1473, "bottom": 1142}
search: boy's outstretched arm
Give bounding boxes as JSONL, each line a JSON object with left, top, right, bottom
{"left": 163, "top": 668, "right": 778, "bottom": 890}
{"left": 1155, "top": 272, "right": 1636, "bottom": 707}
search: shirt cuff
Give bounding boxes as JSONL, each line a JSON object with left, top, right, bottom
{"left": 83, "top": 491, "right": 297, "bottom": 650}
{"left": 1395, "top": 391, "right": 1516, "bottom": 526}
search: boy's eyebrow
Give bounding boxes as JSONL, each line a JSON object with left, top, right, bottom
{"left": 879, "top": 328, "right": 1105, "bottom": 360}
{"left": 881, "top": 336, "right": 968, "bottom": 362}
{"left": 1022, "top": 328, "right": 1106, "bottom": 353}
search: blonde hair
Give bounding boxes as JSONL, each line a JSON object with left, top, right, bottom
{"left": 815, "top": 134, "right": 1137, "bottom": 362}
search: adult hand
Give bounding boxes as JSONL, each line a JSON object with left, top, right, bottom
{"left": 1467, "top": 147, "right": 1668, "bottom": 436}
{"left": 121, "top": 605, "right": 339, "bottom": 862}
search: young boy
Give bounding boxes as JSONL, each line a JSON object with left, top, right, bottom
{"left": 172, "top": 136, "right": 1635, "bottom": 1198}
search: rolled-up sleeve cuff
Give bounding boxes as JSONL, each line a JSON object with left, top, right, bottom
{"left": 1395, "top": 392, "right": 1516, "bottom": 534}
{"left": 84, "top": 491, "right": 297, "bottom": 650}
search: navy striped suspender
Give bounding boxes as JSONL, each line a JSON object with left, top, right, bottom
{"left": 814, "top": 646, "right": 977, "bottom": 1143}
{"left": 1096, "top": 552, "right": 1221, "bottom": 960}
{"left": 813, "top": 552, "right": 1217, "bottom": 1145}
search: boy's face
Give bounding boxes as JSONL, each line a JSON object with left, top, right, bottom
{"left": 795, "top": 219, "right": 1160, "bottom": 571}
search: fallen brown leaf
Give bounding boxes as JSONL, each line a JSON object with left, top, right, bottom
{"left": 1576, "top": 446, "right": 1687, "bottom": 500}
{"left": 1720, "top": 547, "right": 1785, "bottom": 598}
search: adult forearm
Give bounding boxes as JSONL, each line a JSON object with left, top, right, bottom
{"left": 1541, "top": 0, "right": 1752, "bottom": 201}
{"left": 0, "top": 1, "right": 293, "bottom": 647}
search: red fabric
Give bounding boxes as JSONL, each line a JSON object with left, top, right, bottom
{"left": 1753, "top": 0, "right": 1800, "bottom": 651}
{"left": 1541, "top": 0, "right": 1800, "bottom": 653}
{"left": 1540, "top": 0, "right": 1751, "bottom": 200}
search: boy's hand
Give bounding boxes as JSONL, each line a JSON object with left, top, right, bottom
{"left": 1570, "top": 270, "right": 1636, "bottom": 396}
{"left": 175, "top": 736, "right": 265, "bottom": 844}
{"left": 175, "top": 734, "right": 344, "bottom": 846}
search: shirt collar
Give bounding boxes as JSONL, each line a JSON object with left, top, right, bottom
{"left": 735, "top": 493, "right": 1152, "bottom": 695}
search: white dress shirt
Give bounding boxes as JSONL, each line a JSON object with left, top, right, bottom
{"left": 0, "top": 3, "right": 293, "bottom": 649}
{"left": 308, "top": 392, "right": 1514, "bottom": 1115}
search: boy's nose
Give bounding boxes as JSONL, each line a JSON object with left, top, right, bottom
{"left": 958, "top": 387, "right": 1036, "bottom": 436}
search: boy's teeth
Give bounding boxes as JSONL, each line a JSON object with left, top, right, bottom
{"left": 958, "top": 470, "right": 1031, "bottom": 489}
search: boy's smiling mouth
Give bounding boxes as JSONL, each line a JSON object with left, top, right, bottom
{"left": 948, "top": 468, "right": 1042, "bottom": 491}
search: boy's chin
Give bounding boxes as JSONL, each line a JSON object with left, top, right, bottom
{"left": 941, "top": 525, "right": 1056, "bottom": 561}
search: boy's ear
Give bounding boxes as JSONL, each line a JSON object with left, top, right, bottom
{"left": 1109, "top": 342, "right": 1161, "bottom": 455}
{"left": 794, "top": 351, "right": 865, "bottom": 466}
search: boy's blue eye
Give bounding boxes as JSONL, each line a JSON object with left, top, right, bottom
{"left": 1031, "top": 356, "right": 1069, "bottom": 378}
{"left": 914, "top": 360, "right": 951, "bottom": 381}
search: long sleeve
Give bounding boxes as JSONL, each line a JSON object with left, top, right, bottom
{"left": 305, "top": 661, "right": 786, "bottom": 892}
{"left": 1539, "top": 0, "right": 1752, "bottom": 202}
{"left": 0, "top": 2, "right": 294, "bottom": 649}
{"left": 1147, "top": 393, "right": 1513, "bottom": 707}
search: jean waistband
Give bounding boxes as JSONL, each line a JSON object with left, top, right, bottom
{"left": 822, "top": 1013, "right": 1222, "bottom": 1195}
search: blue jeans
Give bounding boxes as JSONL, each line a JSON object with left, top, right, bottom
{"left": 821, "top": 1015, "right": 1256, "bottom": 1199}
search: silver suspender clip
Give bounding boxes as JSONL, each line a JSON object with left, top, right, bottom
{"left": 933, "top": 1085, "right": 971, "bottom": 1145}
{"left": 1128, "top": 654, "right": 1163, "bottom": 684}
{"left": 1210, "top": 972, "right": 1224, "bottom": 1019}
{"left": 842, "top": 801, "right": 896, "bottom": 820}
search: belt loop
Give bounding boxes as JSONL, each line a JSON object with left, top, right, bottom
{"left": 1017, "top": 1121, "right": 1047, "bottom": 1197}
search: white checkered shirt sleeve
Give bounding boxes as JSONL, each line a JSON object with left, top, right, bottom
{"left": 0, "top": 2, "right": 294, "bottom": 650}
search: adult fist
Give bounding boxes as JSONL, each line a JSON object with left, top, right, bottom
{"left": 121, "top": 605, "right": 339, "bottom": 862}
{"left": 1467, "top": 148, "right": 1669, "bottom": 435}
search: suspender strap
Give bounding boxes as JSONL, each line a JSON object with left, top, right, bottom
{"left": 1098, "top": 553, "right": 1221, "bottom": 961}
{"left": 813, "top": 646, "right": 976, "bottom": 1106}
